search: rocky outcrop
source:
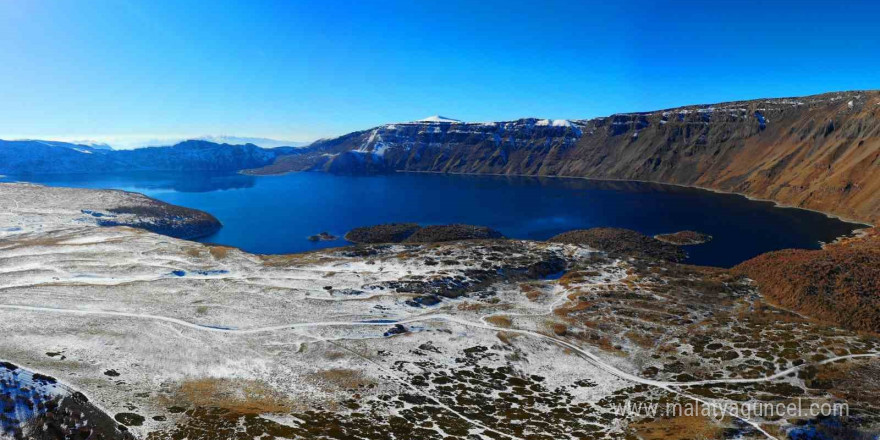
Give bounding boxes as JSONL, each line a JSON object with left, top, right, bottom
{"left": 345, "top": 223, "right": 422, "bottom": 243}
{"left": 345, "top": 223, "right": 504, "bottom": 244}
{"left": 548, "top": 228, "right": 686, "bottom": 262}
{"left": 1, "top": 362, "right": 129, "bottom": 440}
{"left": 404, "top": 224, "right": 504, "bottom": 243}
{"left": 247, "top": 91, "right": 880, "bottom": 224}
{"left": 95, "top": 202, "right": 221, "bottom": 240}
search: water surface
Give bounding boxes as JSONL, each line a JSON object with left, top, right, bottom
{"left": 3, "top": 171, "right": 863, "bottom": 267}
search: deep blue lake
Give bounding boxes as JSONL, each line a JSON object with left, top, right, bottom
{"left": 2, "top": 171, "right": 864, "bottom": 267}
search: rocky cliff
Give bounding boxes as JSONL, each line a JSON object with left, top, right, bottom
{"left": 247, "top": 91, "right": 880, "bottom": 224}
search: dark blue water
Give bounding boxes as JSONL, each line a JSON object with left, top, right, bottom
{"left": 2, "top": 171, "right": 864, "bottom": 267}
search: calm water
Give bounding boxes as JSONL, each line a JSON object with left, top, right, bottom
{"left": 3, "top": 171, "right": 863, "bottom": 267}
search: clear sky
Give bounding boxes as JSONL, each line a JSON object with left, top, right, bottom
{"left": 1, "top": 0, "right": 878, "bottom": 145}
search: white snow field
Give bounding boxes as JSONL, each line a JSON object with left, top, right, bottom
{"left": 0, "top": 182, "right": 877, "bottom": 440}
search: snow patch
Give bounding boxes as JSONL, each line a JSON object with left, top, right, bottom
{"left": 535, "top": 119, "right": 573, "bottom": 127}
{"left": 417, "top": 116, "right": 461, "bottom": 123}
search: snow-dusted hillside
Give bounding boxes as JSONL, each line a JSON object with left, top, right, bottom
{"left": 0, "top": 139, "right": 298, "bottom": 174}
{"left": 248, "top": 117, "right": 586, "bottom": 175}
{"left": 247, "top": 90, "right": 880, "bottom": 224}
{"left": 2, "top": 183, "right": 878, "bottom": 439}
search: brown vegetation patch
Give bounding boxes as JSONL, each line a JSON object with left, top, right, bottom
{"left": 550, "top": 323, "right": 568, "bottom": 336}
{"left": 625, "top": 330, "right": 658, "bottom": 349}
{"left": 485, "top": 315, "right": 512, "bottom": 328}
{"left": 208, "top": 246, "right": 231, "bottom": 259}
{"left": 553, "top": 299, "right": 593, "bottom": 317}
{"left": 629, "top": 410, "right": 723, "bottom": 440}
{"left": 307, "top": 368, "right": 375, "bottom": 391}
{"left": 733, "top": 228, "right": 880, "bottom": 332}
{"left": 496, "top": 331, "right": 522, "bottom": 345}
{"left": 3, "top": 234, "right": 65, "bottom": 249}
{"left": 260, "top": 250, "right": 334, "bottom": 267}
{"left": 558, "top": 269, "right": 603, "bottom": 288}
{"left": 519, "top": 282, "right": 545, "bottom": 301}
{"left": 457, "top": 302, "right": 486, "bottom": 312}
{"left": 171, "top": 378, "right": 293, "bottom": 414}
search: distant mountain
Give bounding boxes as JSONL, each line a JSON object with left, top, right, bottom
{"left": 27, "top": 135, "right": 309, "bottom": 150}
{"left": 13, "top": 139, "right": 113, "bottom": 151}
{"left": 245, "top": 91, "right": 880, "bottom": 224}
{"left": 63, "top": 140, "right": 114, "bottom": 150}
{"left": 0, "top": 139, "right": 300, "bottom": 175}
{"left": 193, "top": 135, "right": 309, "bottom": 149}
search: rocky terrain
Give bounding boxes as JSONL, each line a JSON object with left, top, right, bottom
{"left": 1, "top": 361, "right": 126, "bottom": 440}
{"left": 246, "top": 91, "right": 880, "bottom": 225}
{"left": 346, "top": 223, "right": 504, "bottom": 244}
{"left": 345, "top": 223, "right": 422, "bottom": 243}
{"left": 549, "top": 228, "right": 687, "bottom": 262}
{"left": 1, "top": 183, "right": 878, "bottom": 440}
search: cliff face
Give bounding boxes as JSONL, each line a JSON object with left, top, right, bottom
{"left": 247, "top": 91, "right": 880, "bottom": 224}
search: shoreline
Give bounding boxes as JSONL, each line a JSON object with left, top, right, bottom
{"left": 3, "top": 173, "right": 870, "bottom": 266}
{"left": 213, "top": 168, "right": 873, "bottom": 267}
{"left": 393, "top": 169, "right": 875, "bottom": 228}
{"left": 242, "top": 167, "right": 874, "bottom": 228}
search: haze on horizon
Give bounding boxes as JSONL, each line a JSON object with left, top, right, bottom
{"left": 1, "top": 0, "right": 878, "bottom": 147}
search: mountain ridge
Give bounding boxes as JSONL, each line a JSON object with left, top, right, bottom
{"left": 3, "top": 90, "right": 878, "bottom": 224}
{"left": 0, "top": 139, "right": 300, "bottom": 174}
{"left": 245, "top": 90, "right": 880, "bottom": 224}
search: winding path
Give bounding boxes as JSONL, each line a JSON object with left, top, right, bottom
{"left": 2, "top": 302, "right": 878, "bottom": 439}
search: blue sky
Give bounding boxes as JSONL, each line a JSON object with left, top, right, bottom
{"left": 1, "top": 0, "right": 878, "bottom": 145}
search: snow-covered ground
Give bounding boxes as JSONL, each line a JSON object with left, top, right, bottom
{"left": 1, "top": 182, "right": 877, "bottom": 440}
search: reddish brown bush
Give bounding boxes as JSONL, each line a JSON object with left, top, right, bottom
{"left": 733, "top": 229, "right": 880, "bottom": 333}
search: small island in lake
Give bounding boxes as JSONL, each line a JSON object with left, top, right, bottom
{"left": 308, "top": 231, "right": 338, "bottom": 241}
{"left": 654, "top": 230, "right": 714, "bottom": 246}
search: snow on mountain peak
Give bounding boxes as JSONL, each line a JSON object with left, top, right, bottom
{"left": 535, "top": 119, "right": 573, "bottom": 127}
{"left": 418, "top": 115, "right": 462, "bottom": 123}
